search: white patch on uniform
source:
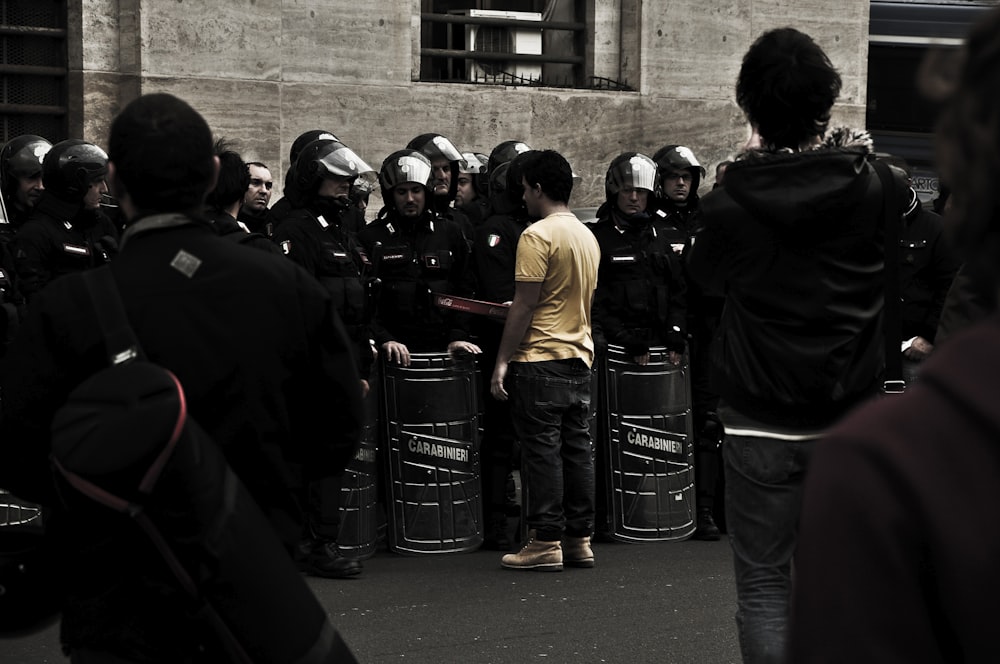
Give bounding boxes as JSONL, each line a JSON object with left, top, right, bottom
{"left": 281, "top": 240, "right": 291, "bottom": 255}
{"left": 611, "top": 254, "right": 637, "bottom": 263}
{"left": 487, "top": 234, "right": 501, "bottom": 247}
{"left": 62, "top": 243, "right": 90, "bottom": 256}
{"left": 170, "top": 249, "right": 202, "bottom": 278}
{"left": 317, "top": 215, "right": 329, "bottom": 229}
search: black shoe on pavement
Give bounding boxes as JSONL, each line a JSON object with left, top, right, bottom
{"left": 693, "top": 508, "right": 721, "bottom": 541}
{"left": 481, "top": 513, "right": 512, "bottom": 551}
{"left": 302, "top": 541, "right": 363, "bottom": 579}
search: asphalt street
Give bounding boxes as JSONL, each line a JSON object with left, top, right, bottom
{"left": 2, "top": 537, "right": 740, "bottom": 664}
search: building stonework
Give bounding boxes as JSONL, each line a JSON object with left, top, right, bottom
{"left": 70, "top": 0, "right": 868, "bottom": 207}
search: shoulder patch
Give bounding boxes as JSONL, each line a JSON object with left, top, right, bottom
{"left": 280, "top": 240, "right": 291, "bottom": 255}
{"left": 170, "top": 249, "right": 202, "bottom": 278}
{"left": 487, "top": 233, "right": 501, "bottom": 247}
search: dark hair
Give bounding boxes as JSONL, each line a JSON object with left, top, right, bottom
{"left": 205, "top": 139, "right": 248, "bottom": 213}
{"left": 108, "top": 93, "right": 215, "bottom": 215}
{"left": 246, "top": 161, "right": 269, "bottom": 171}
{"left": 519, "top": 149, "right": 573, "bottom": 204}
{"left": 935, "top": 7, "right": 1000, "bottom": 265}
{"left": 736, "top": 28, "right": 842, "bottom": 149}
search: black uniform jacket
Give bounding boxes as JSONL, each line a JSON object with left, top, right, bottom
{"left": 1, "top": 214, "right": 363, "bottom": 519}
{"left": 589, "top": 212, "right": 687, "bottom": 354}
{"left": 272, "top": 204, "right": 373, "bottom": 374}
{"left": 688, "top": 138, "right": 895, "bottom": 428}
{"left": 13, "top": 194, "right": 120, "bottom": 301}
{"left": 357, "top": 208, "right": 472, "bottom": 352}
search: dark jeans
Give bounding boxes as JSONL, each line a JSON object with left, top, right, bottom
{"left": 508, "top": 359, "right": 595, "bottom": 542}
{"left": 723, "top": 429, "right": 816, "bottom": 664}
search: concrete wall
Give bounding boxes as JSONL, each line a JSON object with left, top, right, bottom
{"left": 71, "top": 0, "right": 869, "bottom": 208}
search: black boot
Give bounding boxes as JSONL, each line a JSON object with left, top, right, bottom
{"left": 299, "top": 540, "right": 363, "bottom": 579}
{"left": 693, "top": 507, "right": 721, "bottom": 541}
{"left": 481, "top": 512, "right": 512, "bottom": 551}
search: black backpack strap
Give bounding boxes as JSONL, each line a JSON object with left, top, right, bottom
{"left": 81, "top": 265, "right": 146, "bottom": 364}
{"left": 871, "top": 159, "right": 905, "bottom": 394}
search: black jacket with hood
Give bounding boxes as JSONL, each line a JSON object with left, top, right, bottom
{"left": 688, "top": 129, "right": 899, "bottom": 428}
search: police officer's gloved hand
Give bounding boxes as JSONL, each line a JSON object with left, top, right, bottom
{"left": 619, "top": 333, "right": 649, "bottom": 357}
{"left": 665, "top": 328, "right": 687, "bottom": 355}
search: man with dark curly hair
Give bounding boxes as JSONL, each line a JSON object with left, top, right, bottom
{"left": 688, "top": 28, "right": 900, "bottom": 663}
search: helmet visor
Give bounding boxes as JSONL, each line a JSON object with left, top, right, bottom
{"left": 424, "top": 136, "right": 463, "bottom": 163}
{"left": 317, "top": 146, "right": 375, "bottom": 184}
{"left": 385, "top": 154, "right": 433, "bottom": 188}
{"left": 8, "top": 141, "right": 51, "bottom": 179}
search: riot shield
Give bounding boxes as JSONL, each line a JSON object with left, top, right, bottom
{"left": 381, "top": 352, "right": 483, "bottom": 554}
{"left": 337, "top": 369, "right": 380, "bottom": 560}
{"left": 599, "top": 345, "right": 695, "bottom": 541}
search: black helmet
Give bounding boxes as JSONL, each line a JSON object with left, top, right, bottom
{"left": 293, "top": 138, "right": 375, "bottom": 199}
{"left": 652, "top": 144, "right": 705, "bottom": 194}
{"left": 459, "top": 152, "right": 489, "bottom": 196}
{"left": 378, "top": 149, "right": 433, "bottom": 200}
{"left": 1, "top": 134, "right": 51, "bottom": 193}
{"left": 605, "top": 152, "right": 658, "bottom": 202}
{"left": 407, "top": 133, "right": 463, "bottom": 165}
{"left": 41, "top": 139, "right": 109, "bottom": 203}
{"left": 487, "top": 140, "right": 532, "bottom": 201}
{"left": 406, "top": 133, "right": 463, "bottom": 202}
{"left": 289, "top": 129, "right": 339, "bottom": 164}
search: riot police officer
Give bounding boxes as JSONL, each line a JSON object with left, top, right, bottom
{"left": 1, "top": 134, "right": 52, "bottom": 229}
{"left": 469, "top": 145, "right": 536, "bottom": 549}
{"left": 406, "top": 133, "right": 475, "bottom": 241}
{"left": 13, "top": 139, "right": 119, "bottom": 302}
{"left": 652, "top": 143, "right": 723, "bottom": 540}
{"left": 591, "top": 152, "right": 687, "bottom": 363}
{"left": 358, "top": 149, "right": 479, "bottom": 363}
{"left": 456, "top": 151, "right": 490, "bottom": 225}
{"left": 272, "top": 138, "right": 377, "bottom": 578}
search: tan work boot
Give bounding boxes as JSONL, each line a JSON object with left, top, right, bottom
{"left": 562, "top": 535, "right": 595, "bottom": 568}
{"left": 501, "top": 536, "right": 563, "bottom": 572}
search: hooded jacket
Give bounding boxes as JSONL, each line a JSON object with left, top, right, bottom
{"left": 688, "top": 129, "right": 898, "bottom": 428}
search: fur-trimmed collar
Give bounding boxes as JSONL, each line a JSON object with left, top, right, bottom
{"left": 737, "top": 127, "right": 873, "bottom": 163}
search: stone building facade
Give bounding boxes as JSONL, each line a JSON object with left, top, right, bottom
{"left": 68, "top": 0, "right": 869, "bottom": 206}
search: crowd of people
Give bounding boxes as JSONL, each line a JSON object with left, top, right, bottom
{"left": 1, "top": 8, "right": 999, "bottom": 661}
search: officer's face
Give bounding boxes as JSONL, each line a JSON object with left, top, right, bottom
{"left": 431, "top": 159, "right": 451, "bottom": 196}
{"left": 455, "top": 174, "right": 476, "bottom": 207}
{"left": 393, "top": 183, "right": 425, "bottom": 218}
{"left": 15, "top": 173, "right": 43, "bottom": 209}
{"left": 662, "top": 168, "right": 692, "bottom": 202}
{"left": 318, "top": 175, "right": 353, "bottom": 200}
{"left": 244, "top": 164, "right": 273, "bottom": 212}
{"left": 616, "top": 186, "right": 648, "bottom": 216}
{"left": 83, "top": 179, "right": 107, "bottom": 211}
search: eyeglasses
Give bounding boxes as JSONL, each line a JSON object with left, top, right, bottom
{"left": 249, "top": 178, "right": 273, "bottom": 190}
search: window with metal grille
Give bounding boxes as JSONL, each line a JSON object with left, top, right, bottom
{"left": 419, "top": 0, "right": 631, "bottom": 90}
{"left": 0, "top": 0, "right": 67, "bottom": 144}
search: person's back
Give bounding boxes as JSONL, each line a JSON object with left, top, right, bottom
{"left": 693, "top": 134, "right": 886, "bottom": 426}
{"left": 0, "top": 93, "right": 363, "bottom": 662}
{"left": 686, "top": 28, "right": 894, "bottom": 664}
{"left": 513, "top": 210, "right": 599, "bottom": 364}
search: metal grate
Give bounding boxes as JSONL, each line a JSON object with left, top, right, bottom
{"left": 0, "top": 0, "right": 67, "bottom": 144}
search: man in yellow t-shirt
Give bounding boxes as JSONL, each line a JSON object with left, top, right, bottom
{"left": 490, "top": 149, "right": 601, "bottom": 572}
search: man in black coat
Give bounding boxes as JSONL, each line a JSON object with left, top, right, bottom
{"left": 0, "top": 93, "right": 363, "bottom": 663}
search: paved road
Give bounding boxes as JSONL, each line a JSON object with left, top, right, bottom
{"left": 3, "top": 538, "right": 741, "bottom": 664}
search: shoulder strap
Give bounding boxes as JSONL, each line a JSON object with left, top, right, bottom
{"left": 871, "top": 159, "right": 905, "bottom": 393}
{"left": 81, "top": 265, "right": 146, "bottom": 365}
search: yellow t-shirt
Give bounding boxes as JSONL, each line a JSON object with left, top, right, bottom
{"left": 512, "top": 211, "right": 601, "bottom": 366}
